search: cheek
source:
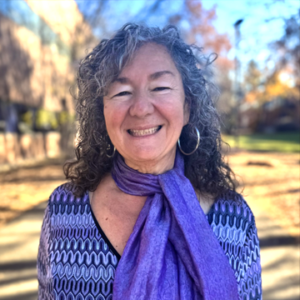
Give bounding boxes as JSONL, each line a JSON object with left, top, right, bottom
{"left": 103, "top": 105, "right": 115, "bottom": 134}
{"left": 103, "top": 104, "right": 125, "bottom": 136}
{"left": 165, "top": 105, "right": 186, "bottom": 131}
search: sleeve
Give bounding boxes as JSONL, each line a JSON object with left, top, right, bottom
{"left": 37, "top": 204, "right": 54, "bottom": 300}
{"left": 238, "top": 221, "right": 262, "bottom": 300}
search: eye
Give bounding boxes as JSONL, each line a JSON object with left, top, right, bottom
{"left": 114, "top": 91, "right": 131, "bottom": 97}
{"left": 153, "top": 87, "right": 170, "bottom": 92}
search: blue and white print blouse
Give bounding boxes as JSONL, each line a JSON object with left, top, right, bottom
{"left": 37, "top": 184, "right": 262, "bottom": 300}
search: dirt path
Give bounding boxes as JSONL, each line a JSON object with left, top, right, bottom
{"left": 226, "top": 151, "right": 299, "bottom": 237}
{"left": 0, "top": 158, "right": 67, "bottom": 229}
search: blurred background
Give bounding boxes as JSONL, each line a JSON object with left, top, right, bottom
{"left": 0, "top": 0, "right": 299, "bottom": 299}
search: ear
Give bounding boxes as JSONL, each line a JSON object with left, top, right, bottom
{"left": 183, "top": 102, "right": 190, "bottom": 126}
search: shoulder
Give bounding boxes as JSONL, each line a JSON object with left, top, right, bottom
{"left": 208, "top": 192, "right": 262, "bottom": 297}
{"left": 207, "top": 190, "right": 256, "bottom": 241}
{"left": 47, "top": 183, "right": 90, "bottom": 216}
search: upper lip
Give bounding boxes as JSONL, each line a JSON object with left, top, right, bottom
{"left": 127, "top": 125, "right": 162, "bottom": 131}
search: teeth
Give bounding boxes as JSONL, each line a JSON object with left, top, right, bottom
{"left": 129, "top": 126, "right": 160, "bottom": 136}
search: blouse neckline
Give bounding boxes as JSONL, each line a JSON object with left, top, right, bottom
{"left": 87, "top": 191, "right": 218, "bottom": 260}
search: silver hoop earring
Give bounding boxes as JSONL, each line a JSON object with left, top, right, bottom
{"left": 106, "top": 146, "right": 116, "bottom": 158}
{"left": 178, "top": 125, "right": 200, "bottom": 156}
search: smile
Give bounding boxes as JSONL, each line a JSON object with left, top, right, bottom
{"left": 128, "top": 126, "right": 162, "bottom": 137}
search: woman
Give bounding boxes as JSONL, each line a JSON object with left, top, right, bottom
{"left": 37, "top": 24, "right": 262, "bottom": 300}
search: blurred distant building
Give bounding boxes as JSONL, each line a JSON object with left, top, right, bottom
{"left": 0, "top": 0, "right": 94, "bottom": 164}
{"left": 259, "top": 98, "right": 300, "bottom": 133}
{"left": 239, "top": 66, "right": 300, "bottom": 134}
{"left": 239, "top": 98, "right": 300, "bottom": 134}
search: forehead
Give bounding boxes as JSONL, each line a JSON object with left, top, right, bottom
{"left": 119, "top": 43, "right": 179, "bottom": 77}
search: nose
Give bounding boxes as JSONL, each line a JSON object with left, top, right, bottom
{"left": 129, "top": 92, "right": 154, "bottom": 118}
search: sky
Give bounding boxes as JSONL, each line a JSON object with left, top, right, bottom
{"left": 201, "top": 0, "right": 299, "bottom": 62}
{"left": 76, "top": 0, "right": 299, "bottom": 72}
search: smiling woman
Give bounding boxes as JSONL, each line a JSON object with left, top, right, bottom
{"left": 37, "top": 24, "right": 262, "bottom": 300}
{"left": 104, "top": 43, "right": 188, "bottom": 174}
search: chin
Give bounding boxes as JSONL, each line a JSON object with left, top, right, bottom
{"left": 128, "top": 149, "right": 161, "bottom": 162}
{"left": 123, "top": 146, "right": 176, "bottom": 168}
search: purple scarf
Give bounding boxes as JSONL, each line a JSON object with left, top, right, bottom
{"left": 111, "top": 151, "right": 239, "bottom": 300}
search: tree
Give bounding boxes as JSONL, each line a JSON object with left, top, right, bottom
{"left": 262, "top": 71, "right": 299, "bottom": 101}
{"left": 163, "top": 0, "right": 234, "bottom": 132}
{"left": 244, "top": 60, "right": 299, "bottom": 104}
{"left": 166, "top": 0, "right": 231, "bottom": 60}
{"left": 243, "top": 60, "right": 263, "bottom": 103}
{"left": 271, "top": 9, "right": 300, "bottom": 90}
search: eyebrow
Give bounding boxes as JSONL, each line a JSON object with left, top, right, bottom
{"left": 114, "top": 77, "right": 129, "bottom": 84}
{"left": 149, "top": 70, "right": 175, "bottom": 80}
{"left": 114, "top": 70, "right": 175, "bottom": 84}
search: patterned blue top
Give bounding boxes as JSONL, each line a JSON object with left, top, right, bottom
{"left": 37, "top": 184, "right": 262, "bottom": 300}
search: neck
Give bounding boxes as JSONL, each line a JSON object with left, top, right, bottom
{"left": 90, "top": 174, "right": 147, "bottom": 217}
{"left": 123, "top": 150, "right": 177, "bottom": 175}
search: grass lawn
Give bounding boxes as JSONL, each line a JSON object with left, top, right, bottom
{"left": 222, "top": 132, "right": 300, "bottom": 153}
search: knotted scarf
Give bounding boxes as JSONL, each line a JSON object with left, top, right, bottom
{"left": 111, "top": 151, "right": 239, "bottom": 300}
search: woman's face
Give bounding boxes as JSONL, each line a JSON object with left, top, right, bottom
{"left": 103, "top": 43, "right": 189, "bottom": 174}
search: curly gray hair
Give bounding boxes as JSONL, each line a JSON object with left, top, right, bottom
{"left": 64, "top": 23, "right": 237, "bottom": 198}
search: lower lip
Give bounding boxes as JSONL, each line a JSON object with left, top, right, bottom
{"left": 127, "top": 126, "right": 162, "bottom": 138}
